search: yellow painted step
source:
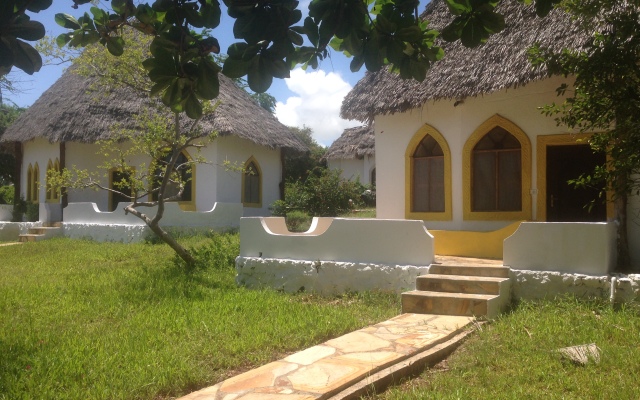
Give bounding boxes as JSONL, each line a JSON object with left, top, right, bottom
{"left": 430, "top": 264, "right": 510, "bottom": 278}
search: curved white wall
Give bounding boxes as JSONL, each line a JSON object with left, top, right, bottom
{"left": 239, "top": 217, "right": 434, "bottom": 265}
{"left": 0, "top": 205, "right": 12, "bottom": 221}
{"left": 503, "top": 222, "right": 616, "bottom": 275}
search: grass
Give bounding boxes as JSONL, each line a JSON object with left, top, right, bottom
{"left": 0, "top": 234, "right": 400, "bottom": 400}
{"left": 369, "top": 297, "right": 640, "bottom": 399}
{"left": 341, "top": 207, "right": 376, "bottom": 218}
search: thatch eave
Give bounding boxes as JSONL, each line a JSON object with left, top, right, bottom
{"left": 324, "top": 125, "right": 375, "bottom": 160}
{"left": 341, "top": 0, "right": 587, "bottom": 122}
{"left": 2, "top": 67, "right": 307, "bottom": 153}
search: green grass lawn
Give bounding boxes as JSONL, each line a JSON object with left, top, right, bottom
{"left": 0, "top": 234, "right": 400, "bottom": 400}
{"left": 369, "top": 297, "right": 640, "bottom": 399}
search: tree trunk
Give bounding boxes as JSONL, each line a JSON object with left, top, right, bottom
{"left": 614, "top": 176, "right": 631, "bottom": 271}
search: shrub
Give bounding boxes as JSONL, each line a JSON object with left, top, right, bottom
{"left": 285, "top": 210, "right": 312, "bottom": 232}
{"left": 272, "top": 168, "right": 365, "bottom": 217}
{"left": 26, "top": 202, "right": 39, "bottom": 222}
{"left": 0, "top": 185, "right": 14, "bottom": 204}
{"left": 11, "top": 196, "right": 27, "bottom": 222}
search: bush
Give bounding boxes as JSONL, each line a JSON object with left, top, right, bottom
{"left": 272, "top": 168, "right": 365, "bottom": 217}
{"left": 0, "top": 185, "right": 14, "bottom": 204}
{"left": 285, "top": 210, "right": 312, "bottom": 232}
{"left": 11, "top": 196, "right": 27, "bottom": 222}
{"left": 187, "top": 232, "right": 240, "bottom": 270}
{"left": 26, "top": 202, "right": 39, "bottom": 222}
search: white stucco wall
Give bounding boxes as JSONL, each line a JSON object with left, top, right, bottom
{"left": 0, "top": 205, "right": 12, "bottom": 221}
{"left": 236, "top": 257, "right": 429, "bottom": 295}
{"left": 503, "top": 222, "right": 616, "bottom": 275}
{"left": 328, "top": 155, "right": 376, "bottom": 185}
{"left": 213, "top": 135, "right": 283, "bottom": 216}
{"left": 511, "top": 270, "right": 640, "bottom": 302}
{"left": 239, "top": 217, "right": 434, "bottom": 265}
{"left": 375, "top": 76, "right": 569, "bottom": 231}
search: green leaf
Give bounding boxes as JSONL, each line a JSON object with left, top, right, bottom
{"left": 111, "top": 0, "right": 131, "bottom": 14}
{"left": 201, "top": 3, "right": 222, "bottom": 29}
{"left": 9, "top": 20, "right": 46, "bottom": 41}
{"left": 445, "top": 0, "right": 471, "bottom": 15}
{"left": 26, "top": 0, "right": 53, "bottom": 13}
{"left": 460, "top": 17, "right": 485, "bottom": 47}
{"left": 0, "top": 40, "right": 14, "bottom": 70}
{"left": 106, "top": 36, "right": 125, "bottom": 56}
{"left": 396, "top": 25, "right": 423, "bottom": 43}
{"left": 222, "top": 56, "right": 250, "bottom": 79}
{"left": 12, "top": 38, "right": 43, "bottom": 75}
{"left": 150, "top": 79, "right": 173, "bottom": 97}
{"left": 247, "top": 58, "right": 273, "bottom": 93}
{"left": 535, "top": 0, "right": 556, "bottom": 17}
{"left": 350, "top": 54, "right": 365, "bottom": 72}
{"left": 304, "top": 17, "right": 319, "bottom": 47}
{"left": 288, "top": 30, "right": 304, "bottom": 46}
{"left": 480, "top": 10, "right": 505, "bottom": 33}
{"left": 55, "top": 13, "right": 81, "bottom": 30}
{"left": 441, "top": 17, "right": 465, "bottom": 42}
{"left": 56, "top": 33, "right": 71, "bottom": 47}
{"left": 197, "top": 59, "right": 220, "bottom": 99}
{"left": 90, "top": 6, "right": 107, "bottom": 22}
{"left": 184, "top": 93, "right": 203, "bottom": 119}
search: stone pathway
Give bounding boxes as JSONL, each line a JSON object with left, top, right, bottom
{"left": 0, "top": 242, "right": 21, "bottom": 247}
{"left": 179, "top": 313, "right": 473, "bottom": 400}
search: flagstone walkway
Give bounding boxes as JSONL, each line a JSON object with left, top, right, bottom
{"left": 179, "top": 313, "right": 474, "bottom": 400}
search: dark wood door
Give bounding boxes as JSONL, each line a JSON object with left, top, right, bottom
{"left": 546, "top": 144, "right": 606, "bottom": 222}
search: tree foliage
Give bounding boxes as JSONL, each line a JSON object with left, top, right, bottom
{"left": 530, "top": 0, "right": 640, "bottom": 270}
{"left": 2, "top": 0, "right": 561, "bottom": 120}
{"left": 284, "top": 125, "right": 327, "bottom": 182}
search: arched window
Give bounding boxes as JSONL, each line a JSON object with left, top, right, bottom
{"left": 26, "top": 164, "right": 33, "bottom": 202}
{"left": 46, "top": 159, "right": 60, "bottom": 202}
{"left": 405, "top": 125, "right": 451, "bottom": 220}
{"left": 31, "top": 163, "right": 40, "bottom": 203}
{"left": 412, "top": 135, "right": 445, "bottom": 213}
{"left": 472, "top": 127, "right": 521, "bottom": 212}
{"left": 242, "top": 157, "right": 262, "bottom": 207}
{"left": 462, "top": 115, "right": 531, "bottom": 220}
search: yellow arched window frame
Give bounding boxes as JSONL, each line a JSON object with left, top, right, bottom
{"left": 28, "top": 162, "right": 40, "bottom": 203}
{"left": 46, "top": 158, "right": 61, "bottom": 202}
{"left": 405, "top": 124, "right": 452, "bottom": 221}
{"left": 242, "top": 156, "right": 262, "bottom": 208}
{"left": 462, "top": 114, "right": 532, "bottom": 221}
{"left": 148, "top": 150, "right": 196, "bottom": 211}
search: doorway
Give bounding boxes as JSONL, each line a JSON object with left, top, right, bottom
{"left": 109, "top": 170, "right": 132, "bottom": 212}
{"left": 546, "top": 144, "right": 606, "bottom": 222}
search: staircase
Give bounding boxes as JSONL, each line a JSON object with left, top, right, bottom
{"left": 402, "top": 263, "right": 511, "bottom": 319}
{"left": 18, "top": 222, "right": 63, "bottom": 243}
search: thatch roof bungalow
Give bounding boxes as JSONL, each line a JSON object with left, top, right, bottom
{"left": 324, "top": 124, "right": 376, "bottom": 185}
{"left": 339, "top": 0, "right": 640, "bottom": 265}
{"left": 2, "top": 67, "right": 307, "bottom": 224}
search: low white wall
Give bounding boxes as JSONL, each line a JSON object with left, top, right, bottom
{"left": 504, "top": 222, "right": 616, "bottom": 275}
{"left": 0, "top": 222, "right": 42, "bottom": 241}
{"left": 511, "top": 269, "right": 640, "bottom": 302}
{"left": 0, "top": 205, "right": 12, "bottom": 221}
{"left": 236, "top": 257, "right": 429, "bottom": 295}
{"left": 240, "top": 217, "right": 434, "bottom": 265}
{"left": 63, "top": 224, "right": 151, "bottom": 243}
{"left": 63, "top": 202, "right": 242, "bottom": 229}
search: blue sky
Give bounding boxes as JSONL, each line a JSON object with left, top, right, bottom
{"left": 7, "top": 0, "right": 430, "bottom": 146}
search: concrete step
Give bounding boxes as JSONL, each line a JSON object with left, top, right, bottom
{"left": 28, "top": 227, "right": 61, "bottom": 235}
{"left": 42, "top": 222, "right": 62, "bottom": 228}
{"left": 416, "top": 274, "right": 508, "bottom": 295}
{"left": 18, "top": 234, "right": 43, "bottom": 242}
{"left": 430, "top": 264, "right": 510, "bottom": 278}
{"left": 402, "top": 290, "right": 501, "bottom": 318}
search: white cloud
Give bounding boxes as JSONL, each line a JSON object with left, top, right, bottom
{"left": 274, "top": 68, "right": 361, "bottom": 147}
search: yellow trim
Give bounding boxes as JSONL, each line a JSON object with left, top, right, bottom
{"left": 242, "top": 156, "right": 263, "bottom": 208}
{"left": 32, "top": 162, "right": 40, "bottom": 203}
{"left": 430, "top": 221, "right": 522, "bottom": 259}
{"left": 26, "top": 164, "right": 33, "bottom": 202}
{"left": 462, "top": 114, "right": 532, "bottom": 221}
{"left": 404, "top": 124, "right": 452, "bottom": 221}
{"left": 536, "top": 134, "right": 614, "bottom": 221}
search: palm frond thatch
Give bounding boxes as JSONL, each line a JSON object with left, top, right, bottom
{"left": 324, "top": 125, "right": 374, "bottom": 160}
{"left": 2, "top": 67, "right": 307, "bottom": 152}
{"left": 341, "top": 0, "right": 586, "bottom": 122}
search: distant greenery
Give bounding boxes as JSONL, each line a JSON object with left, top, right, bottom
{"left": 272, "top": 168, "right": 370, "bottom": 218}
{"left": 284, "top": 126, "right": 327, "bottom": 183}
{"left": 370, "top": 297, "right": 640, "bottom": 399}
{"left": 0, "top": 235, "right": 400, "bottom": 399}
{"left": 0, "top": 185, "right": 13, "bottom": 204}
{"left": 0, "top": 104, "right": 23, "bottom": 187}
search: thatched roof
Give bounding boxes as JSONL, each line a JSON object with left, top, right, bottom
{"left": 341, "top": 0, "right": 586, "bottom": 122}
{"left": 2, "top": 67, "right": 307, "bottom": 152}
{"left": 324, "top": 125, "right": 375, "bottom": 160}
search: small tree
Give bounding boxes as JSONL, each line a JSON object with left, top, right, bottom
{"left": 284, "top": 126, "right": 327, "bottom": 183}
{"left": 530, "top": 0, "right": 640, "bottom": 270}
